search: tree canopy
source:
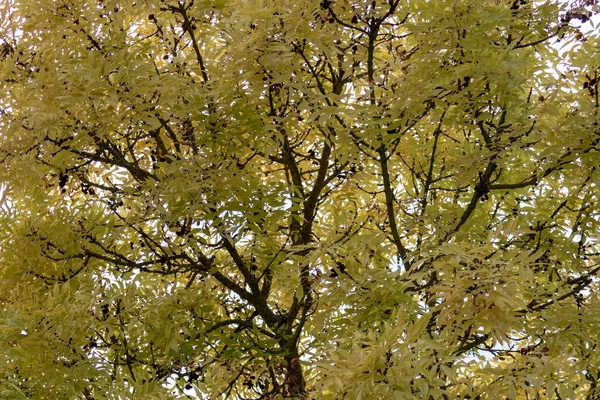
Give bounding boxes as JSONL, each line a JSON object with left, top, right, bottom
{"left": 1, "top": 0, "right": 600, "bottom": 398}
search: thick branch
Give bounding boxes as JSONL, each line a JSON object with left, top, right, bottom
{"left": 516, "top": 263, "right": 600, "bottom": 314}
{"left": 446, "top": 160, "right": 497, "bottom": 239}
{"left": 420, "top": 112, "right": 446, "bottom": 216}
{"left": 177, "top": 2, "right": 209, "bottom": 83}
{"left": 300, "top": 140, "right": 332, "bottom": 243}
{"left": 378, "top": 146, "right": 410, "bottom": 268}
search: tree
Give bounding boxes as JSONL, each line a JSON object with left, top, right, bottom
{"left": 0, "top": 0, "right": 599, "bottom": 398}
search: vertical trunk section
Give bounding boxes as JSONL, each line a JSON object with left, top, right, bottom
{"left": 283, "top": 349, "right": 305, "bottom": 398}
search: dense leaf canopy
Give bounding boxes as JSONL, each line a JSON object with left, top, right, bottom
{"left": 1, "top": 0, "right": 600, "bottom": 398}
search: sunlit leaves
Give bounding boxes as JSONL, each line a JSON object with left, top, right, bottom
{"left": 1, "top": 0, "right": 600, "bottom": 398}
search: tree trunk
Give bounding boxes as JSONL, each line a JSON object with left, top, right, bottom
{"left": 283, "top": 350, "right": 305, "bottom": 398}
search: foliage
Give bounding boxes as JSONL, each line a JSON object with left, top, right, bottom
{"left": 1, "top": 0, "right": 600, "bottom": 398}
